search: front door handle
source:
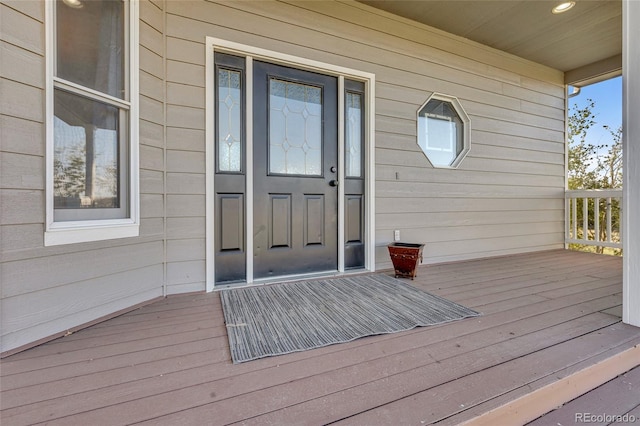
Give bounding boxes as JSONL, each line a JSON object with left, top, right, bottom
{"left": 329, "top": 179, "right": 339, "bottom": 187}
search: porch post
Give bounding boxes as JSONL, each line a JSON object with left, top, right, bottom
{"left": 622, "top": 0, "right": 640, "bottom": 327}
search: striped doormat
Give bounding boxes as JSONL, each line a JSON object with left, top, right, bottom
{"left": 220, "top": 274, "right": 480, "bottom": 364}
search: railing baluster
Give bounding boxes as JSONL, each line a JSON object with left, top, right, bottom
{"left": 619, "top": 196, "right": 623, "bottom": 243}
{"left": 571, "top": 198, "right": 578, "bottom": 240}
{"left": 594, "top": 197, "right": 600, "bottom": 242}
{"left": 583, "top": 197, "right": 588, "bottom": 241}
{"left": 606, "top": 197, "right": 612, "bottom": 243}
{"left": 565, "top": 197, "right": 569, "bottom": 242}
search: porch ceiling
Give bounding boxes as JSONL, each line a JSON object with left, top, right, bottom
{"left": 358, "top": 0, "right": 622, "bottom": 86}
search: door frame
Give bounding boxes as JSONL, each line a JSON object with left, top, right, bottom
{"left": 205, "top": 37, "right": 376, "bottom": 291}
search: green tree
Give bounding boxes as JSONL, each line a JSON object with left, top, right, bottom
{"left": 54, "top": 144, "right": 86, "bottom": 199}
{"left": 598, "top": 125, "right": 623, "bottom": 189}
{"left": 567, "top": 99, "right": 622, "bottom": 255}
{"left": 567, "top": 99, "right": 599, "bottom": 190}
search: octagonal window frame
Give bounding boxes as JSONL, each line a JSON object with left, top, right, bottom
{"left": 416, "top": 93, "right": 470, "bottom": 169}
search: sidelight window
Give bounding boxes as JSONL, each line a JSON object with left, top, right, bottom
{"left": 345, "top": 90, "right": 363, "bottom": 177}
{"left": 216, "top": 64, "right": 243, "bottom": 173}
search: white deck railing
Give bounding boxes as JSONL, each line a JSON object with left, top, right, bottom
{"left": 565, "top": 189, "right": 623, "bottom": 249}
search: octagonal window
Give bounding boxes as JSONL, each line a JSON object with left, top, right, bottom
{"left": 417, "top": 93, "right": 470, "bottom": 168}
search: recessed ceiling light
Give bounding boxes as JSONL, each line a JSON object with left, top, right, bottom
{"left": 62, "top": 0, "right": 83, "bottom": 8}
{"left": 552, "top": 1, "right": 576, "bottom": 14}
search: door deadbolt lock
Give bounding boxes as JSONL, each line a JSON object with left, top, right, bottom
{"left": 330, "top": 166, "right": 337, "bottom": 173}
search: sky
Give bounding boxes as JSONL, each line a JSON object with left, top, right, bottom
{"left": 569, "top": 76, "right": 622, "bottom": 150}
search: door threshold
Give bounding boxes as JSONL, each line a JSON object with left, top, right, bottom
{"left": 214, "top": 268, "right": 370, "bottom": 291}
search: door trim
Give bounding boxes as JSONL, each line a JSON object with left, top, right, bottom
{"left": 205, "top": 37, "right": 376, "bottom": 291}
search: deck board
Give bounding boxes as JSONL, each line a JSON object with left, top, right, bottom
{"left": 335, "top": 321, "right": 639, "bottom": 426}
{"left": 439, "top": 339, "right": 640, "bottom": 425}
{"left": 528, "top": 365, "right": 640, "bottom": 426}
{"left": 1, "top": 250, "right": 637, "bottom": 425}
{"left": 22, "top": 306, "right": 615, "bottom": 425}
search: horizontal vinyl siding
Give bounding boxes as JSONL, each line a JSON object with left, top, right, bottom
{"left": 0, "top": 0, "right": 166, "bottom": 354}
{"left": 163, "top": 7, "right": 207, "bottom": 294}
{"left": 0, "top": 1, "right": 47, "bottom": 273}
{"left": 138, "top": 0, "right": 166, "bottom": 244}
{"left": 163, "top": 0, "right": 565, "bottom": 272}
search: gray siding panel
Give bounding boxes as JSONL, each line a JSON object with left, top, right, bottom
{"left": 0, "top": 3, "right": 44, "bottom": 54}
{"left": 2, "top": 287, "right": 163, "bottom": 352}
{"left": 166, "top": 217, "right": 204, "bottom": 240}
{"left": 140, "top": 118, "right": 164, "bottom": 149}
{"left": 1, "top": 0, "right": 44, "bottom": 22}
{"left": 167, "top": 238, "right": 206, "bottom": 262}
{"left": 1, "top": 242, "right": 164, "bottom": 298}
{"left": 141, "top": 194, "right": 165, "bottom": 219}
{"left": 140, "top": 0, "right": 163, "bottom": 30}
{"left": 3, "top": 264, "right": 164, "bottom": 334}
{"left": 166, "top": 194, "right": 205, "bottom": 218}
{"left": 166, "top": 127, "right": 204, "bottom": 152}
{"left": 165, "top": 105, "right": 205, "bottom": 130}
{"left": 166, "top": 37, "right": 204, "bottom": 66}
{"left": 166, "top": 60, "right": 204, "bottom": 87}
{"left": 166, "top": 150, "right": 205, "bottom": 173}
{"left": 140, "top": 71, "right": 165, "bottom": 104}
{"left": 0, "top": 224, "right": 44, "bottom": 252}
{"left": 0, "top": 115, "right": 44, "bottom": 156}
{"left": 0, "top": 189, "right": 44, "bottom": 225}
{"left": 167, "top": 82, "right": 205, "bottom": 109}
{"left": 140, "top": 95, "right": 164, "bottom": 125}
{"left": 140, "top": 217, "right": 165, "bottom": 238}
{"left": 0, "top": 152, "right": 44, "bottom": 190}
{"left": 166, "top": 172, "right": 205, "bottom": 194}
{"left": 0, "top": 78, "right": 44, "bottom": 122}
{"left": 166, "top": 260, "right": 205, "bottom": 286}
{"left": 140, "top": 45, "right": 163, "bottom": 78}
{"left": 140, "top": 169, "right": 165, "bottom": 194}
{"left": 140, "top": 144, "right": 164, "bottom": 171}
{"left": 0, "top": 40, "right": 45, "bottom": 88}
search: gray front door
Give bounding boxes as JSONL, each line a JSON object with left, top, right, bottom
{"left": 253, "top": 61, "right": 338, "bottom": 278}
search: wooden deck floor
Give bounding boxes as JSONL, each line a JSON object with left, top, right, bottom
{"left": 2, "top": 249, "right": 639, "bottom": 425}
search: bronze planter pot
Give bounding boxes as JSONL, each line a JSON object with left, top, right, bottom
{"left": 387, "top": 242, "right": 425, "bottom": 280}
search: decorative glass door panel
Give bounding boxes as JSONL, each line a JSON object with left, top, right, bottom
{"left": 269, "top": 79, "right": 322, "bottom": 176}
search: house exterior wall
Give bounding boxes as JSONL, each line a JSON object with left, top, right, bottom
{"left": 163, "top": 0, "right": 566, "bottom": 273}
{"left": 0, "top": 0, "right": 566, "bottom": 354}
{"left": 0, "top": 0, "right": 166, "bottom": 354}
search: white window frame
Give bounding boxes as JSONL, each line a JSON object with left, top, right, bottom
{"left": 44, "top": 0, "right": 140, "bottom": 246}
{"left": 417, "top": 93, "right": 470, "bottom": 169}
